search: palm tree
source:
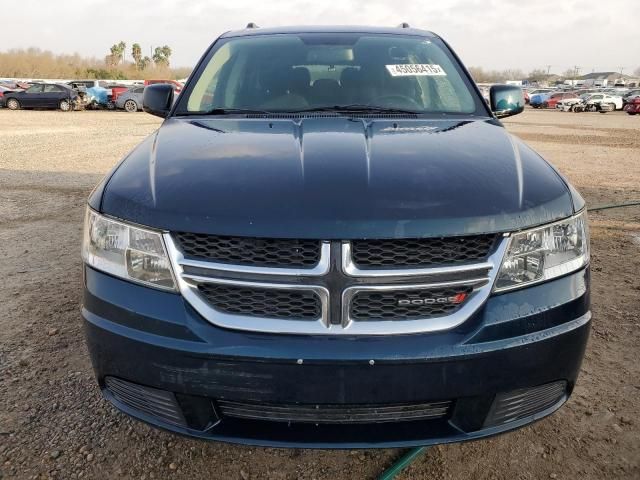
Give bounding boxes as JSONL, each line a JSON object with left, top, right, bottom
{"left": 132, "top": 43, "right": 142, "bottom": 69}
{"left": 153, "top": 45, "right": 172, "bottom": 68}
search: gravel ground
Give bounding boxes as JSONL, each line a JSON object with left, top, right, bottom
{"left": 0, "top": 109, "right": 639, "bottom": 480}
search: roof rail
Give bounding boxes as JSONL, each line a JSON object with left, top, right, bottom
{"left": 246, "top": 22, "right": 259, "bottom": 29}
{"left": 397, "top": 22, "right": 411, "bottom": 28}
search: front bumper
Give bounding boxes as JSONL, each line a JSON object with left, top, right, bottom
{"left": 83, "top": 265, "right": 591, "bottom": 448}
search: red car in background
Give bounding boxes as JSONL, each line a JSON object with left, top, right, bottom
{"left": 144, "top": 79, "right": 183, "bottom": 95}
{"left": 543, "top": 92, "right": 578, "bottom": 109}
{"left": 624, "top": 97, "right": 640, "bottom": 115}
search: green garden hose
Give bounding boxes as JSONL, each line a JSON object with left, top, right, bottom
{"left": 377, "top": 447, "right": 428, "bottom": 480}
{"left": 588, "top": 201, "right": 640, "bottom": 212}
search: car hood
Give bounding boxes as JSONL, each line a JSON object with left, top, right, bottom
{"left": 96, "top": 117, "right": 574, "bottom": 239}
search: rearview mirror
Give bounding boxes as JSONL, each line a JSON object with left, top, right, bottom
{"left": 489, "top": 85, "right": 525, "bottom": 118}
{"left": 143, "top": 84, "right": 174, "bottom": 118}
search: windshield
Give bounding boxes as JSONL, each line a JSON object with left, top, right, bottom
{"left": 178, "top": 33, "right": 482, "bottom": 115}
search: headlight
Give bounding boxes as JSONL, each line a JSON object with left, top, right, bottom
{"left": 494, "top": 211, "right": 589, "bottom": 292}
{"left": 82, "top": 209, "right": 176, "bottom": 291}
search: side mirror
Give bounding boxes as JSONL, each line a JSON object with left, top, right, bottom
{"left": 489, "top": 85, "right": 525, "bottom": 118}
{"left": 143, "top": 84, "right": 174, "bottom": 118}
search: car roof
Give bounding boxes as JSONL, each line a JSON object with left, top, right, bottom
{"left": 220, "top": 25, "right": 437, "bottom": 39}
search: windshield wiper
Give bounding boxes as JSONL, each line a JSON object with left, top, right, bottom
{"left": 182, "top": 107, "right": 275, "bottom": 116}
{"left": 287, "top": 104, "right": 421, "bottom": 114}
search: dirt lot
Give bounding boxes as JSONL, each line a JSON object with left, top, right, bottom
{"left": 1, "top": 109, "right": 639, "bottom": 480}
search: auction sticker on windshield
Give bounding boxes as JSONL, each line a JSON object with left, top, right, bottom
{"left": 386, "top": 64, "right": 446, "bottom": 76}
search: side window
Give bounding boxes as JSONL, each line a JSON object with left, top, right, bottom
{"left": 44, "top": 85, "right": 62, "bottom": 93}
{"left": 135, "top": 87, "right": 145, "bottom": 93}
{"left": 26, "top": 85, "right": 43, "bottom": 93}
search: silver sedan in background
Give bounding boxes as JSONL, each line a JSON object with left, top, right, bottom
{"left": 115, "top": 86, "right": 145, "bottom": 112}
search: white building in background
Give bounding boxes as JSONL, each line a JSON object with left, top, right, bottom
{"left": 579, "top": 72, "right": 636, "bottom": 88}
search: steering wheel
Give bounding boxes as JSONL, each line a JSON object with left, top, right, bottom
{"left": 369, "top": 94, "right": 422, "bottom": 109}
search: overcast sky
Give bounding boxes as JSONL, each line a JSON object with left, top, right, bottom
{"left": 1, "top": 0, "right": 637, "bottom": 74}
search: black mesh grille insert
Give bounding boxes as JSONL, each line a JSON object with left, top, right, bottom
{"left": 350, "top": 286, "right": 473, "bottom": 321}
{"left": 198, "top": 284, "right": 321, "bottom": 320}
{"left": 218, "top": 399, "right": 451, "bottom": 424}
{"left": 351, "top": 235, "right": 497, "bottom": 268}
{"left": 174, "top": 233, "right": 321, "bottom": 268}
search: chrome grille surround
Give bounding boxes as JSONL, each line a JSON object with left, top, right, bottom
{"left": 164, "top": 234, "right": 509, "bottom": 335}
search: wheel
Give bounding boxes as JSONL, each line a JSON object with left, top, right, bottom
{"left": 59, "top": 99, "right": 71, "bottom": 111}
{"left": 6, "top": 98, "right": 20, "bottom": 110}
{"left": 124, "top": 99, "right": 138, "bottom": 112}
{"left": 542, "top": 101, "right": 549, "bottom": 109}
{"left": 628, "top": 112, "right": 637, "bottom": 116}
{"left": 106, "top": 101, "right": 116, "bottom": 110}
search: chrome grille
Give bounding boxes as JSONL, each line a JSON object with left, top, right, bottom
{"left": 198, "top": 283, "right": 321, "bottom": 320}
{"left": 350, "top": 286, "right": 473, "bottom": 321}
{"left": 165, "top": 233, "right": 508, "bottom": 335}
{"left": 218, "top": 399, "right": 451, "bottom": 424}
{"left": 174, "top": 232, "right": 321, "bottom": 268}
{"left": 351, "top": 235, "right": 497, "bottom": 268}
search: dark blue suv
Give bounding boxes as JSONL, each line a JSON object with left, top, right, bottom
{"left": 82, "top": 25, "right": 590, "bottom": 448}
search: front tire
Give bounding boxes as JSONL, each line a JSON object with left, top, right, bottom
{"left": 59, "top": 99, "right": 71, "bottom": 112}
{"left": 124, "top": 99, "right": 138, "bottom": 112}
{"left": 6, "top": 98, "right": 20, "bottom": 110}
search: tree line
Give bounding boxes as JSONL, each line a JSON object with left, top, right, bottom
{"left": 2, "top": 46, "right": 638, "bottom": 83}
{"left": 0, "top": 46, "right": 190, "bottom": 80}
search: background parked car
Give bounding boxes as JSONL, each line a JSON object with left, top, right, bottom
{"left": 69, "top": 80, "right": 110, "bottom": 108}
{"left": 623, "top": 97, "right": 640, "bottom": 115}
{"left": 585, "top": 93, "right": 623, "bottom": 110}
{"left": 3, "top": 83, "right": 79, "bottom": 111}
{"left": 108, "top": 84, "right": 138, "bottom": 109}
{"left": 623, "top": 90, "right": 640, "bottom": 106}
{"left": 0, "top": 85, "right": 16, "bottom": 107}
{"left": 115, "top": 86, "right": 145, "bottom": 112}
{"left": 556, "top": 94, "right": 584, "bottom": 111}
{"left": 529, "top": 91, "right": 552, "bottom": 108}
{"left": 545, "top": 91, "right": 579, "bottom": 109}
{"left": 144, "top": 79, "right": 183, "bottom": 95}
